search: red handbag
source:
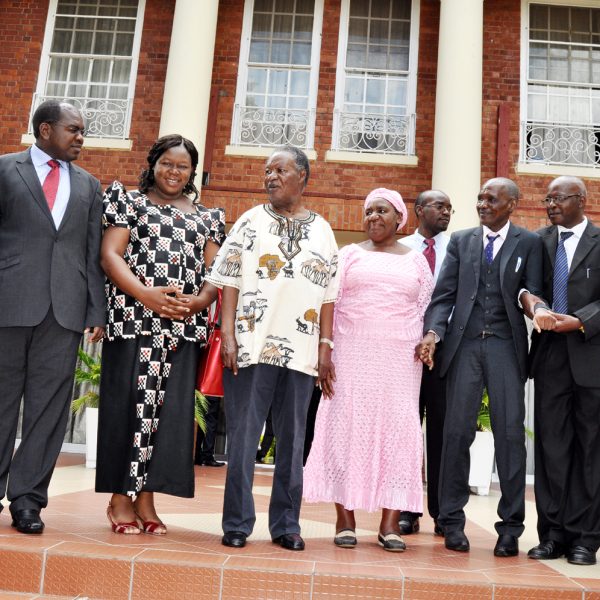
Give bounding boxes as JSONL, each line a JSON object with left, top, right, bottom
{"left": 196, "top": 292, "right": 224, "bottom": 397}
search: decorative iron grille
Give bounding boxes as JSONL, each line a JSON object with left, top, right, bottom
{"left": 232, "top": 104, "right": 313, "bottom": 148}
{"left": 522, "top": 121, "right": 600, "bottom": 168}
{"left": 332, "top": 110, "right": 415, "bottom": 155}
{"left": 29, "top": 94, "right": 133, "bottom": 139}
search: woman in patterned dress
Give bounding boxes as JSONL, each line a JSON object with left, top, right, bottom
{"left": 303, "top": 188, "right": 434, "bottom": 552}
{"left": 95, "top": 135, "right": 225, "bottom": 534}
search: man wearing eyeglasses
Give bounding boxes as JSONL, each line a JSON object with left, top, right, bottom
{"left": 398, "top": 190, "right": 453, "bottom": 537}
{"left": 525, "top": 176, "right": 600, "bottom": 566}
{"left": 0, "top": 100, "right": 105, "bottom": 534}
{"left": 415, "top": 177, "right": 544, "bottom": 557}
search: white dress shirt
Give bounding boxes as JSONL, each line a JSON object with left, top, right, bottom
{"left": 482, "top": 220, "right": 511, "bottom": 261}
{"left": 30, "top": 144, "right": 71, "bottom": 228}
{"left": 557, "top": 217, "right": 588, "bottom": 269}
{"left": 401, "top": 230, "right": 449, "bottom": 284}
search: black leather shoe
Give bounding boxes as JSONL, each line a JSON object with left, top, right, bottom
{"left": 444, "top": 530, "right": 470, "bottom": 552}
{"left": 398, "top": 512, "right": 420, "bottom": 535}
{"left": 11, "top": 509, "right": 44, "bottom": 534}
{"left": 222, "top": 531, "right": 247, "bottom": 548}
{"left": 272, "top": 533, "right": 305, "bottom": 551}
{"left": 202, "top": 458, "right": 225, "bottom": 467}
{"left": 527, "top": 540, "right": 564, "bottom": 560}
{"left": 494, "top": 534, "right": 519, "bottom": 557}
{"left": 433, "top": 519, "right": 444, "bottom": 536}
{"left": 567, "top": 545, "right": 597, "bottom": 565}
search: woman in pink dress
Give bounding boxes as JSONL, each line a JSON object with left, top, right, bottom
{"left": 303, "top": 188, "right": 434, "bottom": 552}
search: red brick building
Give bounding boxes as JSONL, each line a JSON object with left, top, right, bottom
{"left": 1, "top": 0, "right": 599, "bottom": 239}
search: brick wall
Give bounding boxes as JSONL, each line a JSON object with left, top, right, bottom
{"left": 481, "top": 0, "right": 600, "bottom": 231}
{"left": 201, "top": 0, "right": 442, "bottom": 233}
{"left": 0, "top": 0, "right": 174, "bottom": 191}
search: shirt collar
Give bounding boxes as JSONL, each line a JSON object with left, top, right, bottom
{"left": 557, "top": 217, "right": 587, "bottom": 240}
{"left": 30, "top": 144, "right": 68, "bottom": 170}
{"left": 482, "top": 220, "right": 511, "bottom": 241}
{"left": 413, "top": 230, "right": 446, "bottom": 246}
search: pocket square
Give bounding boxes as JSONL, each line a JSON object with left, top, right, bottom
{"left": 515, "top": 257, "right": 522, "bottom": 272}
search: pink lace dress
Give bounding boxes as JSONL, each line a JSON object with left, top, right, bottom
{"left": 303, "top": 244, "right": 434, "bottom": 512}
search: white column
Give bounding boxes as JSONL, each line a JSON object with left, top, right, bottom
{"left": 431, "top": 0, "right": 484, "bottom": 231}
{"left": 159, "top": 0, "right": 219, "bottom": 191}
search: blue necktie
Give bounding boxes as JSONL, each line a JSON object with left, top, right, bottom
{"left": 485, "top": 234, "right": 499, "bottom": 265}
{"left": 552, "top": 231, "right": 574, "bottom": 314}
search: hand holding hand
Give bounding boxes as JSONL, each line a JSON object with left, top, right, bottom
{"left": 139, "top": 286, "right": 191, "bottom": 320}
{"left": 85, "top": 326, "right": 105, "bottom": 343}
{"left": 415, "top": 333, "right": 436, "bottom": 370}
{"left": 551, "top": 313, "right": 583, "bottom": 334}
{"left": 532, "top": 308, "right": 558, "bottom": 333}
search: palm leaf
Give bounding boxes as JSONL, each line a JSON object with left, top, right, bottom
{"left": 195, "top": 390, "right": 208, "bottom": 433}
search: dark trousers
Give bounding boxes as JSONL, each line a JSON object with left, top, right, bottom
{"left": 438, "top": 336, "right": 526, "bottom": 536}
{"left": 533, "top": 334, "right": 600, "bottom": 550}
{"left": 222, "top": 364, "right": 314, "bottom": 538}
{"left": 0, "top": 308, "right": 81, "bottom": 513}
{"left": 195, "top": 396, "right": 221, "bottom": 463}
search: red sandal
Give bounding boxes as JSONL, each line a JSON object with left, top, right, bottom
{"left": 136, "top": 514, "right": 167, "bottom": 535}
{"left": 106, "top": 504, "right": 141, "bottom": 534}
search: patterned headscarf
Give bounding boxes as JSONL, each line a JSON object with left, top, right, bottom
{"left": 364, "top": 187, "right": 408, "bottom": 230}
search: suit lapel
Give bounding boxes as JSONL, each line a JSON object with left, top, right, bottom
{"left": 57, "top": 164, "right": 79, "bottom": 232}
{"left": 470, "top": 228, "right": 483, "bottom": 289}
{"left": 542, "top": 227, "right": 558, "bottom": 270}
{"left": 15, "top": 150, "right": 56, "bottom": 230}
{"left": 570, "top": 221, "right": 599, "bottom": 275}
{"left": 499, "top": 223, "right": 519, "bottom": 289}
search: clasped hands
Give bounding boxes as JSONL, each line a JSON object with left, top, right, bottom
{"left": 140, "top": 285, "right": 204, "bottom": 320}
{"left": 532, "top": 308, "right": 583, "bottom": 334}
{"left": 415, "top": 332, "right": 436, "bottom": 370}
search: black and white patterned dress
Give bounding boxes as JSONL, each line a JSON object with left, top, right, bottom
{"left": 95, "top": 181, "right": 225, "bottom": 498}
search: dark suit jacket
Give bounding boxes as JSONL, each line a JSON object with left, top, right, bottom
{"left": 530, "top": 221, "right": 600, "bottom": 388}
{"left": 424, "top": 222, "right": 544, "bottom": 381}
{"left": 0, "top": 148, "right": 105, "bottom": 332}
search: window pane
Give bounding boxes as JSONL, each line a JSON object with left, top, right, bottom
{"left": 67, "top": 83, "right": 87, "bottom": 97}
{"left": 571, "top": 48, "right": 591, "bottom": 84}
{"left": 369, "top": 19, "right": 388, "bottom": 45}
{"left": 593, "top": 50, "right": 600, "bottom": 84}
{"left": 390, "top": 20, "right": 410, "bottom": 44}
{"left": 255, "top": 0, "right": 272, "bottom": 12}
{"left": 548, "top": 46, "right": 568, "bottom": 81}
{"left": 108, "top": 85, "right": 128, "bottom": 100}
{"left": 387, "top": 78, "right": 407, "bottom": 107}
{"left": 290, "top": 70, "right": 309, "bottom": 95}
{"left": 112, "top": 60, "right": 131, "bottom": 84}
{"left": 592, "top": 91, "right": 600, "bottom": 122}
{"left": 246, "top": 94, "right": 265, "bottom": 107}
{"left": 94, "top": 32, "right": 114, "bottom": 55}
{"left": 528, "top": 91, "right": 547, "bottom": 121}
{"left": 275, "top": 0, "right": 294, "bottom": 12}
{"left": 349, "top": 0, "right": 368, "bottom": 18}
{"left": 345, "top": 77, "right": 364, "bottom": 104}
{"left": 72, "top": 31, "right": 93, "bottom": 53}
{"left": 273, "top": 14, "right": 293, "bottom": 39}
{"left": 51, "top": 30, "right": 73, "bottom": 53}
{"left": 371, "top": 0, "right": 390, "bottom": 19}
{"left": 248, "top": 68, "right": 268, "bottom": 93}
{"left": 91, "top": 59, "right": 110, "bottom": 82}
{"left": 117, "top": 19, "right": 136, "bottom": 33}
{"left": 70, "top": 58, "right": 90, "bottom": 81}
{"left": 348, "top": 18, "right": 367, "bottom": 43}
{"left": 548, "top": 93, "right": 568, "bottom": 121}
{"left": 347, "top": 43, "right": 367, "bottom": 68}
{"left": 295, "top": 0, "right": 314, "bottom": 14}
{"left": 267, "top": 95, "right": 286, "bottom": 108}
{"left": 46, "top": 82, "right": 66, "bottom": 96}
{"left": 530, "top": 4, "right": 548, "bottom": 30}
{"left": 48, "top": 57, "right": 70, "bottom": 81}
{"left": 291, "top": 41, "right": 310, "bottom": 64}
{"left": 549, "top": 6, "right": 569, "bottom": 32}
{"left": 114, "top": 33, "right": 134, "bottom": 56}
{"left": 271, "top": 41, "right": 291, "bottom": 63}
{"left": 288, "top": 96, "right": 307, "bottom": 108}
{"left": 249, "top": 40, "right": 269, "bottom": 62}
{"left": 269, "top": 69, "right": 288, "bottom": 94}
{"left": 392, "top": 0, "right": 411, "bottom": 20}
{"left": 89, "top": 84, "right": 108, "bottom": 98}
{"left": 366, "top": 78, "right": 384, "bottom": 104}
{"left": 388, "top": 45, "right": 408, "bottom": 70}
{"left": 367, "top": 45, "right": 387, "bottom": 69}
{"left": 294, "top": 15, "right": 313, "bottom": 40}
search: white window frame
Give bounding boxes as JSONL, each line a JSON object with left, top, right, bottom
{"left": 23, "top": 0, "right": 146, "bottom": 147}
{"left": 327, "top": 0, "right": 420, "bottom": 164}
{"left": 228, "top": 0, "right": 324, "bottom": 153}
{"left": 518, "top": 0, "right": 600, "bottom": 178}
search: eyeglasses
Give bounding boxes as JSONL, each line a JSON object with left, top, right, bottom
{"left": 542, "top": 194, "right": 581, "bottom": 205}
{"left": 51, "top": 122, "right": 86, "bottom": 136}
{"left": 423, "top": 203, "right": 455, "bottom": 215}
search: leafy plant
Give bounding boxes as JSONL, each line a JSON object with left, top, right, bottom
{"left": 477, "top": 388, "right": 533, "bottom": 439}
{"left": 71, "top": 348, "right": 101, "bottom": 413}
{"left": 71, "top": 348, "right": 208, "bottom": 432}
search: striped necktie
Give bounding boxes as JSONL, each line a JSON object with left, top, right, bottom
{"left": 552, "top": 231, "right": 574, "bottom": 314}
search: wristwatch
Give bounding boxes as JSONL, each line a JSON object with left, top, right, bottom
{"left": 319, "top": 337, "right": 334, "bottom": 349}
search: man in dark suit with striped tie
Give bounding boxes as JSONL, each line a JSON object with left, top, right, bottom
{"left": 526, "top": 176, "right": 600, "bottom": 566}
{"left": 0, "top": 100, "right": 105, "bottom": 533}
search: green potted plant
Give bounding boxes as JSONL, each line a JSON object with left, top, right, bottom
{"left": 72, "top": 348, "right": 208, "bottom": 468}
{"left": 469, "top": 390, "right": 495, "bottom": 495}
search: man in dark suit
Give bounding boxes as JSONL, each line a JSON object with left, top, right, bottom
{"left": 0, "top": 100, "right": 105, "bottom": 534}
{"left": 526, "top": 176, "right": 600, "bottom": 566}
{"left": 416, "top": 177, "right": 544, "bottom": 556}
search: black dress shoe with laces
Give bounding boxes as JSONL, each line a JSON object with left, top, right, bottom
{"left": 11, "top": 509, "right": 44, "bottom": 534}
{"left": 272, "top": 533, "right": 305, "bottom": 551}
{"left": 494, "top": 534, "right": 519, "bottom": 557}
{"left": 444, "top": 530, "right": 470, "bottom": 552}
{"left": 222, "top": 531, "right": 247, "bottom": 548}
{"left": 398, "top": 512, "right": 420, "bottom": 535}
{"left": 567, "top": 545, "right": 597, "bottom": 565}
{"left": 433, "top": 519, "right": 444, "bottom": 536}
{"left": 527, "top": 540, "right": 564, "bottom": 560}
{"left": 202, "top": 458, "right": 225, "bottom": 467}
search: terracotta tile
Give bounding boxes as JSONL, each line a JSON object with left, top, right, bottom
{"left": 46, "top": 541, "right": 142, "bottom": 559}
{"left": 0, "top": 594, "right": 38, "bottom": 599}
{"left": 401, "top": 567, "right": 489, "bottom": 584}
{"left": 314, "top": 560, "right": 402, "bottom": 579}
{"left": 0, "top": 549, "right": 43, "bottom": 593}
{"left": 221, "top": 569, "right": 311, "bottom": 600}
{"left": 576, "top": 579, "right": 600, "bottom": 592}
{"left": 43, "top": 555, "right": 132, "bottom": 599}
{"left": 312, "top": 573, "right": 404, "bottom": 599}
{"left": 136, "top": 549, "right": 227, "bottom": 566}
{"left": 489, "top": 574, "right": 582, "bottom": 589}
{"left": 404, "top": 580, "right": 492, "bottom": 599}
{"left": 132, "top": 563, "right": 222, "bottom": 600}
{"left": 224, "top": 555, "right": 314, "bottom": 573}
{"left": 586, "top": 593, "right": 600, "bottom": 600}
{"left": 494, "top": 587, "right": 583, "bottom": 600}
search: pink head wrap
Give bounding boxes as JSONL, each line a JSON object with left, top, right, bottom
{"left": 364, "top": 187, "right": 407, "bottom": 230}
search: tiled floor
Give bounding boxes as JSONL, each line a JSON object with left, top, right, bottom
{"left": 0, "top": 454, "right": 599, "bottom": 599}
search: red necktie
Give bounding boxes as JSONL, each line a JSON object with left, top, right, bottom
{"left": 423, "top": 238, "right": 436, "bottom": 274}
{"left": 42, "top": 160, "right": 60, "bottom": 211}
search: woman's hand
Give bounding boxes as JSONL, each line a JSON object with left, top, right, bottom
{"left": 138, "top": 286, "right": 191, "bottom": 320}
{"left": 317, "top": 344, "right": 336, "bottom": 398}
{"left": 220, "top": 330, "right": 239, "bottom": 375}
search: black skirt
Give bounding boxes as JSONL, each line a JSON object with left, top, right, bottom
{"left": 95, "top": 337, "right": 200, "bottom": 498}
